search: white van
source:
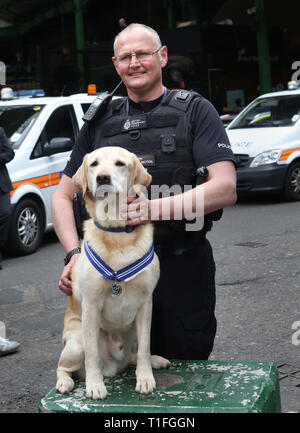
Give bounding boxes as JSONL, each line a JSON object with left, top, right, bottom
{"left": 226, "top": 83, "right": 300, "bottom": 201}
{"left": 0, "top": 89, "right": 112, "bottom": 255}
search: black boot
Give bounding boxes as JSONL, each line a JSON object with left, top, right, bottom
{"left": 0, "top": 250, "right": 2, "bottom": 270}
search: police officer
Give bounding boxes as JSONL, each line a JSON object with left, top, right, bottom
{"left": 52, "top": 23, "right": 236, "bottom": 360}
{"left": 0, "top": 127, "right": 15, "bottom": 269}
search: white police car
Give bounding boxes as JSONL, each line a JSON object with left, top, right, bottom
{"left": 0, "top": 87, "right": 116, "bottom": 255}
{"left": 226, "top": 81, "right": 300, "bottom": 201}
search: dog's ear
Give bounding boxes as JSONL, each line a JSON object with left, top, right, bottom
{"left": 72, "top": 155, "right": 88, "bottom": 195}
{"left": 133, "top": 155, "right": 152, "bottom": 187}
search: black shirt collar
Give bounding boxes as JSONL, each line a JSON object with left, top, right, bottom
{"left": 128, "top": 93, "right": 165, "bottom": 114}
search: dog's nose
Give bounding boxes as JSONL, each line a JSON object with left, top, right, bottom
{"left": 96, "top": 174, "right": 111, "bottom": 185}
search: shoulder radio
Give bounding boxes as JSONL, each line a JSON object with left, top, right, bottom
{"left": 82, "top": 81, "right": 123, "bottom": 123}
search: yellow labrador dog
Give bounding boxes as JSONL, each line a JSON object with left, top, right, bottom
{"left": 56, "top": 147, "right": 170, "bottom": 400}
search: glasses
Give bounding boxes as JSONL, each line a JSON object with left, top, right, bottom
{"left": 116, "top": 47, "right": 161, "bottom": 65}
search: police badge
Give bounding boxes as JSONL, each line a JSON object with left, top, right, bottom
{"left": 123, "top": 119, "right": 131, "bottom": 130}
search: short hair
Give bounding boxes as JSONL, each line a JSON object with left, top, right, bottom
{"left": 113, "top": 23, "right": 162, "bottom": 59}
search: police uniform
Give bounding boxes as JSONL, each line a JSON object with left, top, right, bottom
{"left": 64, "top": 89, "right": 235, "bottom": 360}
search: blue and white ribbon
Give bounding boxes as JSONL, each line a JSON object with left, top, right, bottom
{"left": 84, "top": 240, "right": 154, "bottom": 282}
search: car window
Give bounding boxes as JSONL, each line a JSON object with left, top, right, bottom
{"left": 0, "top": 105, "right": 45, "bottom": 149}
{"left": 81, "top": 103, "right": 92, "bottom": 114}
{"left": 31, "top": 105, "right": 78, "bottom": 158}
{"left": 229, "top": 95, "right": 300, "bottom": 129}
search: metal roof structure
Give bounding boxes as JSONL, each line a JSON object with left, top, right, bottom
{"left": 0, "top": 1, "right": 298, "bottom": 101}
{"left": 0, "top": 0, "right": 81, "bottom": 35}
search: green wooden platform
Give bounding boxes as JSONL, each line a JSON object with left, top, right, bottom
{"left": 39, "top": 360, "right": 281, "bottom": 413}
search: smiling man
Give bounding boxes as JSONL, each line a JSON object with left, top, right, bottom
{"left": 52, "top": 23, "right": 236, "bottom": 361}
{"left": 112, "top": 26, "right": 168, "bottom": 101}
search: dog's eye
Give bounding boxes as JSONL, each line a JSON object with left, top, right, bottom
{"left": 115, "top": 160, "right": 125, "bottom": 167}
{"left": 90, "top": 160, "right": 98, "bottom": 167}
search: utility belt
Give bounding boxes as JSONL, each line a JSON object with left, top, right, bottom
{"left": 154, "top": 230, "right": 207, "bottom": 260}
{"left": 153, "top": 209, "right": 220, "bottom": 257}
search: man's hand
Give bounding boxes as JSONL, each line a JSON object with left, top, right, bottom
{"left": 58, "top": 254, "right": 80, "bottom": 296}
{"left": 122, "top": 193, "right": 151, "bottom": 225}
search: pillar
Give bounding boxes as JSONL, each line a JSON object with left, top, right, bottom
{"left": 255, "top": 0, "right": 272, "bottom": 94}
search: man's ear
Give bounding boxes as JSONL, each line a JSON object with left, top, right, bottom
{"left": 72, "top": 155, "right": 88, "bottom": 196}
{"left": 112, "top": 57, "right": 121, "bottom": 76}
{"left": 160, "top": 45, "right": 168, "bottom": 68}
{"left": 132, "top": 155, "right": 152, "bottom": 187}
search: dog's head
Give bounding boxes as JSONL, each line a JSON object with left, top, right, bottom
{"left": 72, "top": 147, "right": 152, "bottom": 218}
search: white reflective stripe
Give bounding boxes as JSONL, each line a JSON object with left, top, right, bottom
{"left": 84, "top": 241, "right": 114, "bottom": 279}
{"left": 117, "top": 246, "right": 154, "bottom": 280}
{"left": 84, "top": 241, "right": 154, "bottom": 282}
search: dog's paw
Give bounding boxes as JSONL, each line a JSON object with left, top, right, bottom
{"left": 86, "top": 381, "right": 108, "bottom": 400}
{"left": 135, "top": 375, "right": 156, "bottom": 395}
{"left": 151, "top": 355, "right": 171, "bottom": 369}
{"left": 56, "top": 376, "right": 74, "bottom": 394}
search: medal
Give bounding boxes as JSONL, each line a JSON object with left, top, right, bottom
{"left": 84, "top": 240, "right": 154, "bottom": 298}
{"left": 110, "top": 272, "right": 122, "bottom": 296}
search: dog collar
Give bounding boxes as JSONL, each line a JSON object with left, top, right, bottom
{"left": 84, "top": 240, "right": 154, "bottom": 284}
{"left": 94, "top": 221, "right": 135, "bottom": 233}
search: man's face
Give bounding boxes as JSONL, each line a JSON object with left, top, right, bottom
{"left": 112, "top": 28, "right": 168, "bottom": 101}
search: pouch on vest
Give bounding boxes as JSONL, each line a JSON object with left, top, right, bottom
{"left": 73, "top": 191, "right": 90, "bottom": 239}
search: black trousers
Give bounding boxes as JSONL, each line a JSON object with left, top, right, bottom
{"left": 150, "top": 239, "right": 217, "bottom": 360}
{"left": 0, "top": 191, "right": 11, "bottom": 247}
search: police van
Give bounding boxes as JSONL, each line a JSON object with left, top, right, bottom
{"left": 0, "top": 87, "right": 116, "bottom": 255}
{"left": 226, "top": 81, "right": 300, "bottom": 201}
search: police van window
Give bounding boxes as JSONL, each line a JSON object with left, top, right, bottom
{"left": 0, "top": 105, "right": 45, "bottom": 149}
{"left": 81, "top": 103, "right": 92, "bottom": 114}
{"left": 229, "top": 95, "right": 300, "bottom": 129}
{"left": 31, "top": 105, "right": 78, "bottom": 158}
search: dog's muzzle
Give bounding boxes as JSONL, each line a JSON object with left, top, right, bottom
{"left": 97, "top": 174, "right": 111, "bottom": 185}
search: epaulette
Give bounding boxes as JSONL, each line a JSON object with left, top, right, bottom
{"left": 164, "top": 89, "right": 202, "bottom": 112}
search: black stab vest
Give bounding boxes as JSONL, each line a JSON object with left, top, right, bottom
{"left": 88, "top": 89, "right": 220, "bottom": 250}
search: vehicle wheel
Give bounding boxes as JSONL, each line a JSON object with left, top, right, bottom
{"left": 283, "top": 161, "right": 300, "bottom": 201}
{"left": 6, "top": 198, "right": 44, "bottom": 256}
